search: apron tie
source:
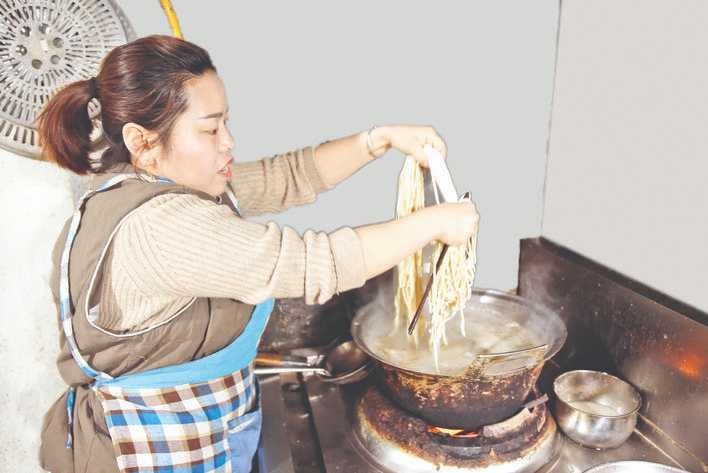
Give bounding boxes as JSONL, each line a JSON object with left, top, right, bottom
{"left": 65, "top": 387, "right": 76, "bottom": 448}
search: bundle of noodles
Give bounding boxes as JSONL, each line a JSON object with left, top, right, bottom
{"left": 428, "top": 233, "right": 477, "bottom": 369}
{"left": 394, "top": 155, "right": 479, "bottom": 371}
{"left": 394, "top": 156, "right": 426, "bottom": 344}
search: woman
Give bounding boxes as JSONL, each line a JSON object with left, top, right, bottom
{"left": 37, "top": 35, "right": 478, "bottom": 473}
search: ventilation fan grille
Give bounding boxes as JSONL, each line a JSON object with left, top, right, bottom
{"left": 0, "top": 0, "right": 135, "bottom": 159}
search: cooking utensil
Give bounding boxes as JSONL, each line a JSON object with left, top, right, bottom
{"left": 425, "top": 145, "right": 458, "bottom": 203}
{"left": 254, "top": 352, "right": 313, "bottom": 368}
{"left": 254, "top": 348, "right": 329, "bottom": 376}
{"left": 553, "top": 370, "right": 641, "bottom": 449}
{"left": 407, "top": 190, "right": 472, "bottom": 336}
{"left": 352, "top": 287, "right": 567, "bottom": 430}
{"left": 316, "top": 340, "right": 373, "bottom": 385}
{"left": 407, "top": 244, "right": 449, "bottom": 335}
{"left": 253, "top": 366, "right": 330, "bottom": 376}
{"left": 254, "top": 340, "right": 372, "bottom": 385}
{"left": 583, "top": 461, "right": 689, "bottom": 472}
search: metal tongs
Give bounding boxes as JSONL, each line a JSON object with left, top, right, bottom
{"left": 407, "top": 146, "right": 470, "bottom": 336}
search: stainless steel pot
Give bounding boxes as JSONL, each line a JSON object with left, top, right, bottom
{"left": 553, "top": 370, "right": 641, "bottom": 449}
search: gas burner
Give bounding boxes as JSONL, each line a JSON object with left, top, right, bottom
{"left": 352, "top": 386, "right": 558, "bottom": 473}
{"left": 427, "top": 394, "right": 550, "bottom": 455}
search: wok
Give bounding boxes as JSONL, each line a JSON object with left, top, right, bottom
{"left": 351, "top": 288, "right": 566, "bottom": 430}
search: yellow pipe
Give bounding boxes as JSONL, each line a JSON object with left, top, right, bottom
{"left": 159, "top": 0, "right": 183, "bottom": 39}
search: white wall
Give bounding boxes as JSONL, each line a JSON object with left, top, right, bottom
{"left": 0, "top": 153, "right": 86, "bottom": 471}
{"left": 542, "top": 0, "right": 708, "bottom": 312}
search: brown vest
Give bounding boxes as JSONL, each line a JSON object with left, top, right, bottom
{"left": 39, "top": 167, "right": 255, "bottom": 473}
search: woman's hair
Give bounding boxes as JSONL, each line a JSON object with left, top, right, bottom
{"left": 36, "top": 34, "right": 216, "bottom": 175}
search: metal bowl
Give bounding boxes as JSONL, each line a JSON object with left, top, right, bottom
{"left": 553, "top": 370, "right": 641, "bottom": 449}
{"left": 584, "top": 461, "right": 689, "bottom": 472}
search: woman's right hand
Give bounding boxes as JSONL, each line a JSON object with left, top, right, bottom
{"left": 428, "top": 201, "right": 480, "bottom": 246}
{"left": 354, "top": 199, "right": 480, "bottom": 280}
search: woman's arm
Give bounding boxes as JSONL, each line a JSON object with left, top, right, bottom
{"left": 355, "top": 206, "right": 438, "bottom": 279}
{"left": 314, "top": 124, "right": 449, "bottom": 187}
{"left": 108, "top": 193, "right": 477, "bottom": 328}
{"left": 230, "top": 125, "right": 447, "bottom": 216}
{"left": 313, "top": 127, "right": 390, "bottom": 187}
{"left": 229, "top": 127, "right": 387, "bottom": 217}
{"left": 111, "top": 193, "right": 363, "bottom": 314}
{"left": 230, "top": 146, "right": 328, "bottom": 217}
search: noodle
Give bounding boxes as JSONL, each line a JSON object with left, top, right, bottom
{"left": 394, "top": 156, "right": 479, "bottom": 371}
{"left": 394, "top": 157, "right": 426, "bottom": 344}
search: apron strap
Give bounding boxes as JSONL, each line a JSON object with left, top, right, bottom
{"left": 60, "top": 174, "right": 171, "bottom": 448}
{"left": 59, "top": 174, "right": 138, "bottom": 381}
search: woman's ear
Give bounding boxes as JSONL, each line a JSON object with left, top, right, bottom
{"left": 123, "top": 123, "right": 160, "bottom": 172}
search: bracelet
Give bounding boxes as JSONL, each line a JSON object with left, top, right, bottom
{"left": 366, "top": 124, "right": 379, "bottom": 159}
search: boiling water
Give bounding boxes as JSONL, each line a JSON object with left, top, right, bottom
{"left": 369, "top": 305, "right": 542, "bottom": 376}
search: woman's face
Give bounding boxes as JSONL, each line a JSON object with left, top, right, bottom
{"left": 156, "top": 71, "right": 235, "bottom": 197}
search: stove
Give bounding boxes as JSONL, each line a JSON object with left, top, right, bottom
{"left": 255, "top": 237, "right": 706, "bottom": 473}
{"left": 257, "top": 370, "right": 680, "bottom": 473}
{"left": 352, "top": 385, "right": 557, "bottom": 473}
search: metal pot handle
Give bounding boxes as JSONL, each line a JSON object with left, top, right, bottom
{"left": 253, "top": 366, "right": 330, "bottom": 376}
{"left": 255, "top": 352, "right": 312, "bottom": 368}
{"left": 470, "top": 344, "right": 549, "bottom": 378}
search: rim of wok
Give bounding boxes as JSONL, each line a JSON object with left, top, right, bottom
{"left": 350, "top": 288, "right": 567, "bottom": 378}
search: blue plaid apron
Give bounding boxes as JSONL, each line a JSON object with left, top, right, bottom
{"left": 60, "top": 174, "right": 273, "bottom": 472}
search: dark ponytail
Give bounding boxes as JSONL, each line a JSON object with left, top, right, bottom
{"left": 36, "top": 79, "right": 96, "bottom": 174}
{"left": 36, "top": 35, "right": 216, "bottom": 175}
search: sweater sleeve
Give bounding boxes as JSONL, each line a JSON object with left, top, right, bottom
{"left": 230, "top": 145, "right": 332, "bottom": 217}
{"left": 112, "top": 193, "right": 366, "bottom": 311}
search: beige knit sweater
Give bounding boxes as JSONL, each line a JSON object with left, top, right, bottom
{"left": 96, "top": 146, "right": 367, "bottom": 332}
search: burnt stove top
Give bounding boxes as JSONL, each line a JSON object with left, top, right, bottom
{"left": 352, "top": 384, "right": 557, "bottom": 472}
{"left": 256, "top": 369, "right": 680, "bottom": 473}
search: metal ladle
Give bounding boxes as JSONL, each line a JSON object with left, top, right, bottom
{"left": 254, "top": 340, "right": 372, "bottom": 385}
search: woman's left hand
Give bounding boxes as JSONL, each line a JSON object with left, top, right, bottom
{"left": 370, "top": 125, "right": 448, "bottom": 167}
